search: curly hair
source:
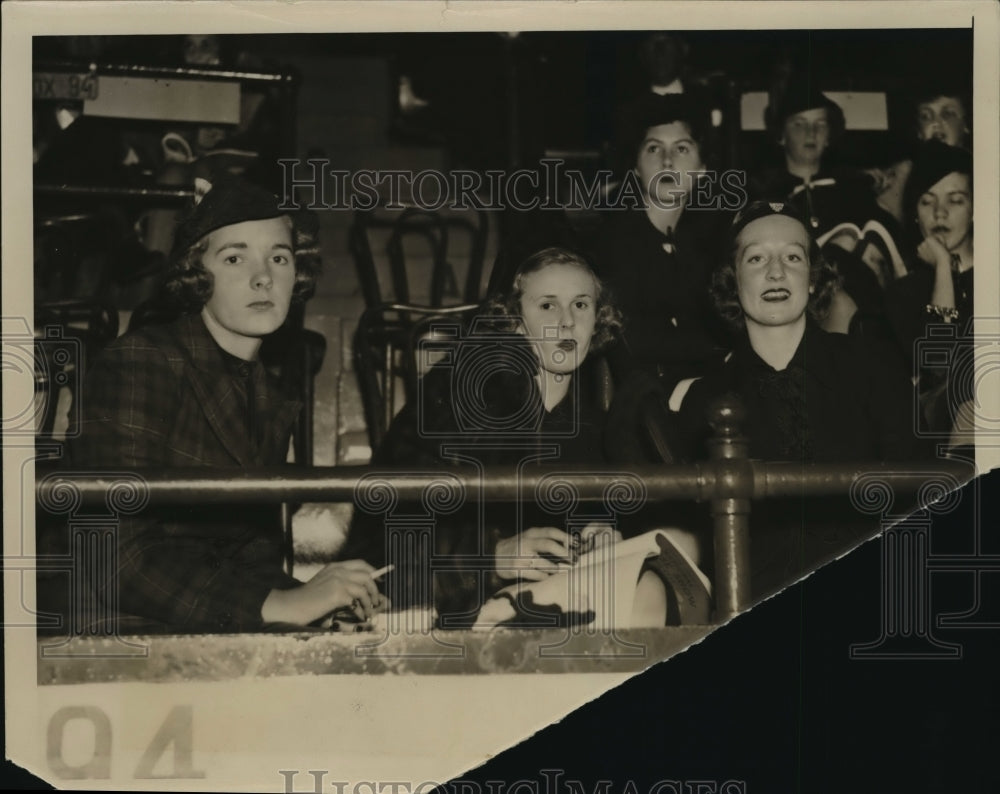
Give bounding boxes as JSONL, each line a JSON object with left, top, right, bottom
{"left": 163, "top": 213, "right": 321, "bottom": 312}
{"left": 482, "top": 247, "right": 624, "bottom": 353}
{"left": 616, "top": 93, "right": 719, "bottom": 176}
{"left": 711, "top": 221, "right": 840, "bottom": 332}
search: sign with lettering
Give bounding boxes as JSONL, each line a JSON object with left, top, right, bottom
{"left": 32, "top": 73, "right": 99, "bottom": 102}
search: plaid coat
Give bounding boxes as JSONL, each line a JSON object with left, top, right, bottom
{"left": 67, "top": 313, "right": 302, "bottom": 632}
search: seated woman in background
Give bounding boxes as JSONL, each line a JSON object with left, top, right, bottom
{"left": 593, "top": 92, "right": 733, "bottom": 404}
{"left": 749, "top": 74, "right": 881, "bottom": 238}
{"left": 865, "top": 83, "right": 971, "bottom": 234}
{"left": 915, "top": 85, "right": 971, "bottom": 150}
{"left": 824, "top": 82, "right": 971, "bottom": 340}
{"left": 344, "top": 248, "right": 697, "bottom": 627}
{"left": 884, "top": 139, "right": 974, "bottom": 438}
{"left": 673, "top": 201, "right": 933, "bottom": 599}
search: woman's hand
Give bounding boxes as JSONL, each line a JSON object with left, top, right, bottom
{"left": 918, "top": 235, "right": 958, "bottom": 312}
{"left": 495, "top": 528, "right": 574, "bottom": 581}
{"left": 261, "top": 559, "right": 388, "bottom": 626}
{"left": 917, "top": 235, "right": 952, "bottom": 270}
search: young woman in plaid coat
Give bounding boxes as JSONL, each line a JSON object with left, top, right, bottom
{"left": 68, "top": 177, "right": 385, "bottom": 633}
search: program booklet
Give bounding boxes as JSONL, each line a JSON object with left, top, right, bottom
{"left": 474, "top": 530, "right": 714, "bottom": 630}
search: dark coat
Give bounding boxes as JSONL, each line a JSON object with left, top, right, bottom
{"left": 884, "top": 263, "right": 975, "bottom": 366}
{"left": 65, "top": 313, "right": 302, "bottom": 632}
{"left": 342, "top": 344, "right": 609, "bottom": 624}
{"left": 748, "top": 165, "right": 881, "bottom": 238}
{"left": 884, "top": 263, "right": 975, "bottom": 434}
{"left": 592, "top": 207, "right": 733, "bottom": 393}
{"left": 677, "top": 319, "right": 930, "bottom": 463}
{"left": 674, "top": 320, "right": 934, "bottom": 600}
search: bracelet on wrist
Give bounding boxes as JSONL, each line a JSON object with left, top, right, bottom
{"left": 925, "top": 304, "right": 960, "bottom": 322}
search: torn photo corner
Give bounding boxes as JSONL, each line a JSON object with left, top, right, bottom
{"left": 3, "top": 1, "right": 1000, "bottom": 792}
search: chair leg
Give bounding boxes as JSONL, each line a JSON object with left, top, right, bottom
{"left": 384, "top": 345, "right": 395, "bottom": 435}
{"left": 353, "top": 332, "right": 387, "bottom": 453}
{"left": 300, "top": 342, "right": 314, "bottom": 466}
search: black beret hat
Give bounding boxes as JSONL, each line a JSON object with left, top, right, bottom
{"left": 170, "top": 176, "right": 287, "bottom": 261}
{"left": 729, "top": 199, "right": 813, "bottom": 244}
{"left": 904, "top": 138, "right": 973, "bottom": 214}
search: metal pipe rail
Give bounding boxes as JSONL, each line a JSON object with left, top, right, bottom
{"left": 35, "top": 458, "right": 974, "bottom": 620}
{"left": 33, "top": 460, "right": 974, "bottom": 506}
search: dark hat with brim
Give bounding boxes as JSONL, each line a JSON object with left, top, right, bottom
{"left": 170, "top": 175, "right": 288, "bottom": 261}
{"left": 904, "top": 138, "right": 973, "bottom": 214}
{"left": 767, "top": 74, "right": 844, "bottom": 134}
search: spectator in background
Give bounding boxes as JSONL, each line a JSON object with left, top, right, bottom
{"left": 915, "top": 86, "right": 971, "bottom": 150}
{"left": 838, "top": 82, "right": 972, "bottom": 347}
{"left": 885, "top": 139, "right": 974, "bottom": 437}
{"left": 640, "top": 32, "right": 690, "bottom": 96}
{"left": 593, "top": 93, "right": 733, "bottom": 407}
{"left": 613, "top": 33, "right": 725, "bottom": 176}
{"left": 814, "top": 132, "right": 912, "bottom": 338}
{"left": 865, "top": 82, "right": 970, "bottom": 234}
{"left": 750, "top": 73, "right": 881, "bottom": 238}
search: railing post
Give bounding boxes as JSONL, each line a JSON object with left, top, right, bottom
{"left": 707, "top": 395, "right": 752, "bottom": 621}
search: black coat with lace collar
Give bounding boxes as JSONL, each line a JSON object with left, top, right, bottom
{"left": 677, "top": 319, "right": 930, "bottom": 463}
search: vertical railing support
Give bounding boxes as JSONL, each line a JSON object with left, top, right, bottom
{"left": 707, "top": 395, "right": 752, "bottom": 621}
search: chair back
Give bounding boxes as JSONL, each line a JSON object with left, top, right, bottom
{"left": 349, "top": 205, "right": 489, "bottom": 311}
{"left": 353, "top": 302, "right": 481, "bottom": 451}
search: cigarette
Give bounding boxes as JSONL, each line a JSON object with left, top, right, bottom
{"left": 372, "top": 564, "right": 395, "bottom": 580}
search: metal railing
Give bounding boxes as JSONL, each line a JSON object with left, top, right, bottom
{"left": 35, "top": 396, "right": 974, "bottom": 620}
